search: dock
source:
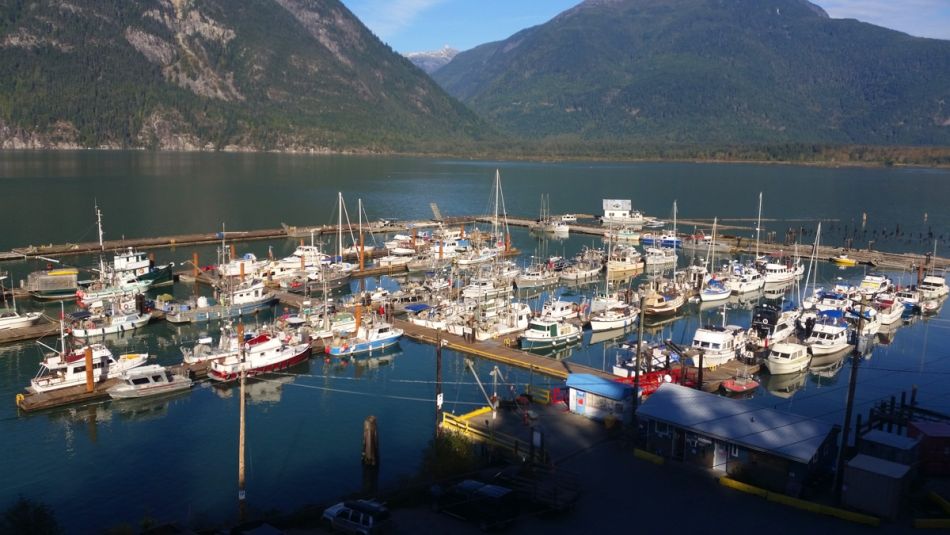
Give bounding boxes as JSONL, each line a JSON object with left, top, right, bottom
{"left": 393, "top": 318, "right": 614, "bottom": 381}
{"left": 0, "top": 317, "right": 60, "bottom": 345}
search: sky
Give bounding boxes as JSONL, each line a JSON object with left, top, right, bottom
{"left": 340, "top": 0, "right": 950, "bottom": 54}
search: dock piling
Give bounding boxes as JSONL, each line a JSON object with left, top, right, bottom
{"left": 84, "top": 346, "right": 93, "bottom": 393}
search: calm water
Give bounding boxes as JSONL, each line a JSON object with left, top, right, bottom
{"left": 1, "top": 152, "right": 949, "bottom": 533}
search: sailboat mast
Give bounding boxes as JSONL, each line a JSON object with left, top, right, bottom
{"left": 494, "top": 170, "right": 500, "bottom": 244}
{"left": 96, "top": 203, "right": 106, "bottom": 280}
{"left": 711, "top": 217, "right": 718, "bottom": 269}
{"left": 338, "top": 192, "right": 343, "bottom": 261}
{"left": 755, "top": 192, "right": 762, "bottom": 259}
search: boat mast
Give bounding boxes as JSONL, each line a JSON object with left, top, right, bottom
{"left": 710, "top": 217, "right": 718, "bottom": 271}
{"left": 755, "top": 192, "right": 762, "bottom": 260}
{"left": 338, "top": 192, "right": 343, "bottom": 262}
{"left": 96, "top": 203, "right": 106, "bottom": 281}
{"left": 493, "top": 170, "right": 500, "bottom": 245}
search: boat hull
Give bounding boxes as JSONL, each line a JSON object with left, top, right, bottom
{"left": 108, "top": 376, "right": 192, "bottom": 399}
{"left": 165, "top": 296, "right": 278, "bottom": 324}
{"left": 209, "top": 346, "right": 312, "bottom": 382}
{"left": 326, "top": 334, "right": 401, "bottom": 357}
{"left": 520, "top": 332, "right": 582, "bottom": 351}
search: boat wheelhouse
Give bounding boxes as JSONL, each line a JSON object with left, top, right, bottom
{"left": 765, "top": 342, "right": 811, "bottom": 375}
{"left": 749, "top": 304, "right": 797, "bottom": 349}
{"left": 858, "top": 274, "right": 893, "bottom": 297}
{"left": 804, "top": 321, "right": 850, "bottom": 355}
{"left": 108, "top": 365, "right": 192, "bottom": 399}
{"left": 520, "top": 318, "right": 582, "bottom": 351}
{"left": 689, "top": 325, "right": 748, "bottom": 368}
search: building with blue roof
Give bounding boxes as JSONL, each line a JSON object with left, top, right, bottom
{"left": 565, "top": 373, "right": 634, "bottom": 424}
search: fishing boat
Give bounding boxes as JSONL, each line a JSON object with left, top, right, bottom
{"left": 603, "top": 226, "right": 640, "bottom": 243}
{"left": 641, "top": 287, "right": 685, "bottom": 316}
{"left": 28, "top": 343, "right": 148, "bottom": 394}
{"left": 25, "top": 267, "right": 80, "bottom": 300}
{"left": 514, "top": 263, "right": 559, "bottom": 289}
{"left": 165, "top": 279, "right": 278, "bottom": 324}
{"left": 69, "top": 294, "right": 152, "bottom": 339}
{"left": 210, "top": 334, "right": 312, "bottom": 381}
{"left": 640, "top": 232, "right": 681, "bottom": 249}
{"left": 181, "top": 323, "right": 244, "bottom": 364}
{"left": 107, "top": 365, "right": 192, "bottom": 399}
{"left": 830, "top": 254, "right": 858, "bottom": 267}
{"left": 589, "top": 305, "right": 638, "bottom": 332}
{"left": 765, "top": 343, "right": 811, "bottom": 375}
{"left": 643, "top": 247, "right": 678, "bottom": 268}
{"left": 759, "top": 259, "right": 804, "bottom": 284}
{"left": 218, "top": 253, "right": 268, "bottom": 278}
{"left": 519, "top": 318, "right": 582, "bottom": 351}
{"left": 606, "top": 246, "right": 644, "bottom": 277}
{"left": 325, "top": 318, "right": 403, "bottom": 357}
{"left": 559, "top": 260, "right": 602, "bottom": 281}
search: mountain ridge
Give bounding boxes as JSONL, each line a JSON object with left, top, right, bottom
{"left": 433, "top": 0, "right": 950, "bottom": 145}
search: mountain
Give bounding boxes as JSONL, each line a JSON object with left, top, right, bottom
{"left": 0, "top": 0, "right": 490, "bottom": 151}
{"left": 433, "top": 0, "right": 950, "bottom": 145}
{"left": 406, "top": 46, "right": 458, "bottom": 74}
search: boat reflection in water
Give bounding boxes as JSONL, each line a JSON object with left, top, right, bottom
{"left": 588, "top": 325, "right": 635, "bottom": 347}
{"left": 728, "top": 288, "right": 765, "bottom": 310}
{"left": 876, "top": 321, "right": 901, "bottom": 346}
{"left": 809, "top": 348, "right": 849, "bottom": 386}
{"left": 213, "top": 373, "right": 297, "bottom": 404}
{"left": 765, "top": 369, "right": 808, "bottom": 399}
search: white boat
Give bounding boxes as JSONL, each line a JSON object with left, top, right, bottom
{"left": 269, "top": 245, "right": 330, "bottom": 279}
{"left": 919, "top": 275, "right": 949, "bottom": 300}
{"left": 559, "top": 260, "right": 602, "bottom": 282}
{"left": 688, "top": 325, "right": 749, "bottom": 368}
{"left": 164, "top": 279, "right": 278, "bottom": 324}
{"left": 643, "top": 247, "right": 678, "bottom": 267}
{"left": 181, "top": 324, "right": 242, "bottom": 364}
{"left": 804, "top": 321, "right": 851, "bottom": 355}
{"left": 699, "top": 278, "right": 731, "bottom": 302}
{"left": 603, "top": 226, "right": 640, "bottom": 242}
{"left": 70, "top": 293, "right": 151, "bottom": 338}
{"left": 218, "top": 253, "right": 268, "bottom": 278}
{"left": 377, "top": 254, "right": 412, "bottom": 268}
{"left": 606, "top": 247, "right": 643, "bottom": 277}
{"left": 462, "top": 302, "right": 532, "bottom": 342}
{"left": 642, "top": 288, "right": 685, "bottom": 316}
{"left": 859, "top": 274, "right": 893, "bottom": 298}
{"left": 28, "top": 343, "right": 148, "bottom": 394}
{"left": 726, "top": 264, "right": 765, "bottom": 294}
{"left": 520, "top": 318, "right": 582, "bottom": 351}
{"left": 846, "top": 306, "right": 881, "bottom": 336}
{"left": 561, "top": 214, "right": 577, "bottom": 222}
{"left": 760, "top": 260, "right": 804, "bottom": 284}
{"left": 210, "top": 334, "right": 312, "bottom": 381}
{"left": 0, "top": 274, "right": 42, "bottom": 330}
{"left": 589, "top": 305, "right": 638, "bottom": 332}
{"left": 325, "top": 320, "right": 403, "bottom": 356}
{"left": 873, "top": 297, "right": 904, "bottom": 325}
{"left": 107, "top": 365, "right": 192, "bottom": 399}
{"left": 895, "top": 288, "right": 921, "bottom": 310}
{"left": 515, "top": 265, "right": 559, "bottom": 289}
{"left": 765, "top": 342, "right": 811, "bottom": 375}
{"left": 461, "top": 278, "right": 511, "bottom": 300}
{"left": 455, "top": 249, "right": 496, "bottom": 267}
{"left": 540, "top": 299, "right": 578, "bottom": 320}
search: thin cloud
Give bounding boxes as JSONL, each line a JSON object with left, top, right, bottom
{"left": 355, "top": 0, "right": 447, "bottom": 40}
{"left": 818, "top": 0, "right": 950, "bottom": 40}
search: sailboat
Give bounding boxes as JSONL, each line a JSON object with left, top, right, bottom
{"left": 0, "top": 272, "right": 42, "bottom": 330}
{"left": 699, "top": 219, "right": 730, "bottom": 302}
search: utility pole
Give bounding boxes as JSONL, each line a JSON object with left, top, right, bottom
{"left": 834, "top": 299, "right": 866, "bottom": 504}
{"left": 435, "top": 330, "right": 443, "bottom": 437}
{"left": 237, "top": 322, "right": 247, "bottom": 522}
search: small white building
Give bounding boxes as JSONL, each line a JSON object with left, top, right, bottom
{"left": 565, "top": 373, "right": 634, "bottom": 424}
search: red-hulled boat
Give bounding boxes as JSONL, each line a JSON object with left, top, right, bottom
{"left": 209, "top": 334, "right": 311, "bottom": 382}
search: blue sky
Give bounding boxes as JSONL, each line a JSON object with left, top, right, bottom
{"left": 340, "top": 0, "right": 950, "bottom": 54}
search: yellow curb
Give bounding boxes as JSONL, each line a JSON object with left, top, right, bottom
{"left": 914, "top": 518, "right": 950, "bottom": 529}
{"left": 633, "top": 448, "right": 664, "bottom": 465}
{"left": 719, "top": 477, "right": 879, "bottom": 526}
{"left": 929, "top": 491, "right": 950, "bottom": 515}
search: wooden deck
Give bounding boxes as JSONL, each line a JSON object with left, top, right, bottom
{"left": 0, "top": 318, "right": 60, "bottom": 344}
{"left": 393, "top": 318, "right": 613, "bottom": 381}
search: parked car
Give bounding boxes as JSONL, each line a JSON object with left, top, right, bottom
{"left": 321, "top": 499, "right": 391, "bottom": 534}
{"left": 431, "top": 479, "right": 519, "bottom": 531}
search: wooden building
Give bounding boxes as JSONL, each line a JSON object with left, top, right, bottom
{"left": 636, "top": 383, "right": 839, "bottom": 497}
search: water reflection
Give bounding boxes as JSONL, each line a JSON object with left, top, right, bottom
{"left": 212, "top": 374, "right": 297, "bottom": 404}
{"left": 809, "top": 348, "right": 850, "bottom": 386}
{"left": 765, "top": 370, "right": 808, "bottom": 398}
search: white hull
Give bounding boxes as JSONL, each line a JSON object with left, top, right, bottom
{"left": 590, "top": 313, "right": 636, "bottom": 332}
{"left": 71, "top": 313, "right": 151, "bottom": 338}
{"left": 808, "top": 341, "right": 850, "bottom": 356}
{"left": 0, "top": 312, "right": 43, "bottom": 331}
{"left": 766, "top": 355, "right": 811, "bottom": 375}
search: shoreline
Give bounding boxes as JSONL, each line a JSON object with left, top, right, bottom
{"left": 2, "top": 146, "right": 949, "bottom": 170}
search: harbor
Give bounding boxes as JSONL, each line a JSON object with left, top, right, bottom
{"left": 2, "top": 154, "right": 950, "bottom": 533}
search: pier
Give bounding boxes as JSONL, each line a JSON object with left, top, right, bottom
{"left": 0, "top": 318, "right": 60, "bottom": 345}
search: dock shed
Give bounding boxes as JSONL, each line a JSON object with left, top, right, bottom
{"left": 858, "top": 429, "right": 920, "bottom": 466}
{"left": 842, "top": 454, "right": 912, "bottom": 520}
{"left": 565, "top": 373, "right": 633, "bottom": 424}
{"left": 636, "top": 383, "right": 839, "bottom": 497}
{"left": 908, "top": 421, "right": 950, "bottom": 476}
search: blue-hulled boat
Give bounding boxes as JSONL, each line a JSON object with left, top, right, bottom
{"left": 325, "top": 321, "right": 403, "bottom": 356}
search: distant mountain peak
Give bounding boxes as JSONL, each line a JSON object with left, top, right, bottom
{"left": 405, "top": 45, "right": 459, "bottom": 74}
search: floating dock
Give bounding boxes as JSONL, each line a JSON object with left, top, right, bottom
{"left": 0, "top": 318, "right": 60, "bottom": 345}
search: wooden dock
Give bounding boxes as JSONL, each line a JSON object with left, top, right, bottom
{"left": 393, "top": 318, "right": 614, "bottom": 381}
{"left": 0, "top": 317, "right": 60, "bottom": 345}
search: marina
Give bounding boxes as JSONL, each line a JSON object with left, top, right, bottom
{"left": 2, "top": 153, "right": 950, "bottom": 532}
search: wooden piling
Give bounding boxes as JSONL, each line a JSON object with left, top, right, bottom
{"left": 193, "top": 252, "right": 199, "bottom": 277}
{"left": 362, "top": 415, "right": 379, "bottom": 467}
{"left": 84, "top": 346, "right": 94, "bottom": 393}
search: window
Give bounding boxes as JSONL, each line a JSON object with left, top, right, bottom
{"left": 655, "top": 422, "right": 670, "bottom": 436}
{"left": 151, "top": 376, "right": 163, "bottom": 382}
{"left": 132, "top": 377, "right": 150, "bottom": 385}
{"left": 730, "top": 444, "right": 740, "bottom": 457}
